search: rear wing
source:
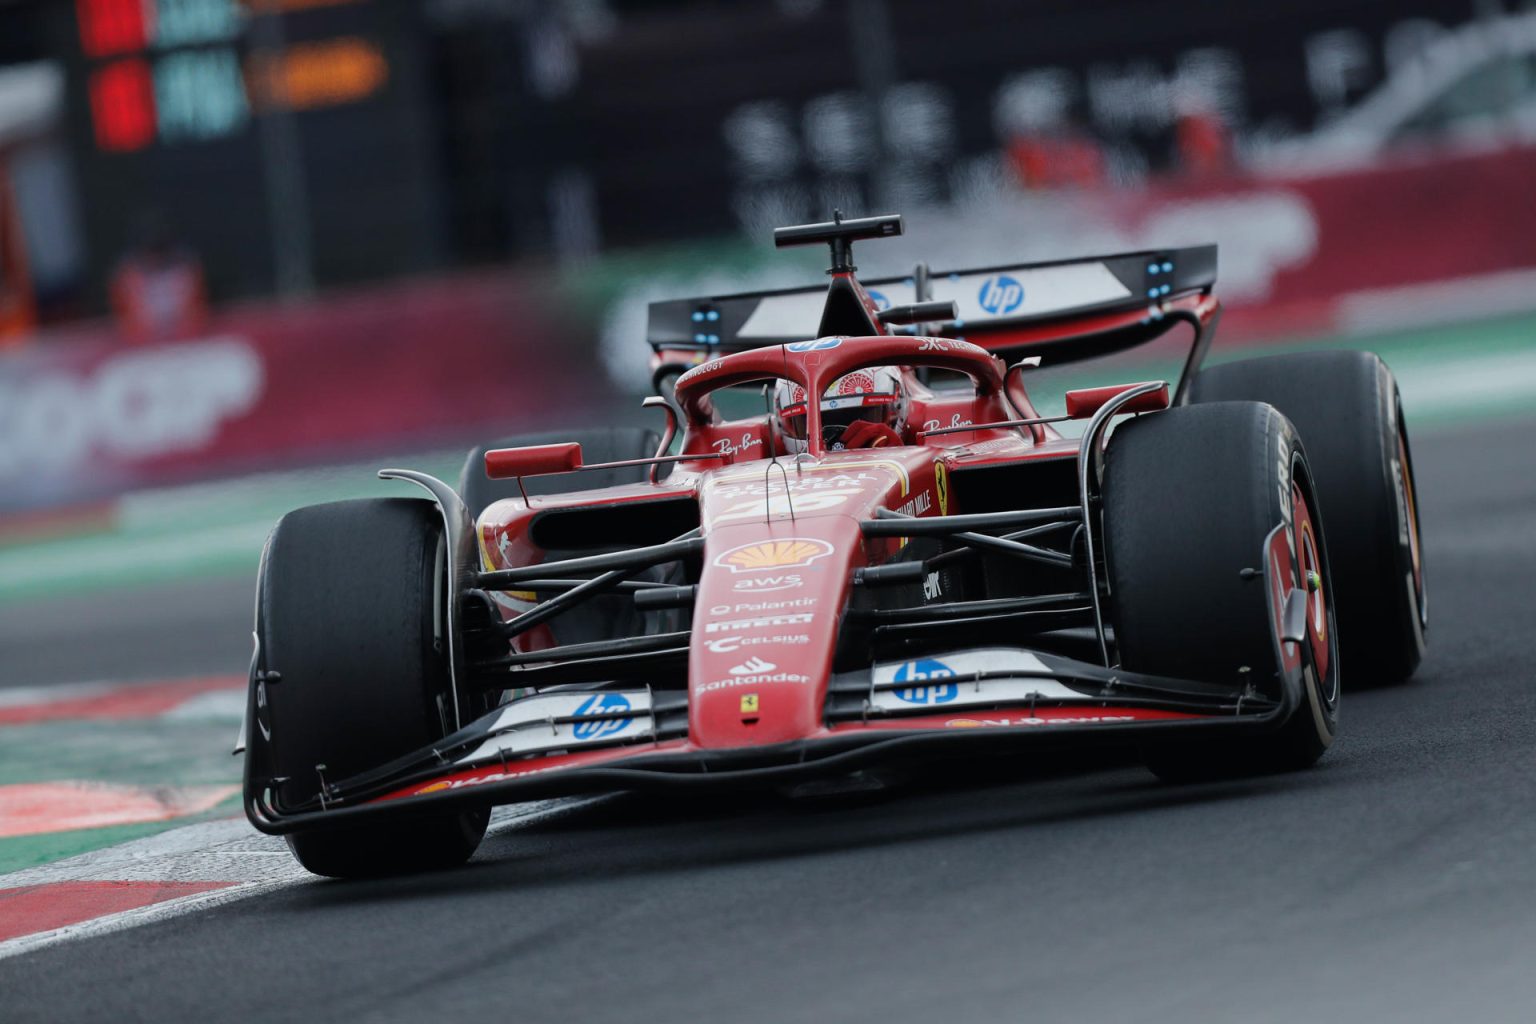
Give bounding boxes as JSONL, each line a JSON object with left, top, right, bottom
{"left": 648, "top": 245, "right": 1217, "bottom": 368}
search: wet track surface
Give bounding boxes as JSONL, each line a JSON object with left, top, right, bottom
{"left": 3, "top": 416, "right": 1535, "bottom": 1023}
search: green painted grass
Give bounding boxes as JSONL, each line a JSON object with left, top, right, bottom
{"left": 0, "top": 794, "right": 243, "bottom": 876}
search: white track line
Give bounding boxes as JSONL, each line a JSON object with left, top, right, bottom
{"left": 0, "top": 795, "right": 611, "bottom": 962}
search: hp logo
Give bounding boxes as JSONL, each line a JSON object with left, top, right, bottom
{"left": 572, "top": 693, "right": 633, "bottom": 740}
{"left": 892, "top": 659, "right": 959, "bottom": 705}
{"left": 977, "top": 275, "right": 1024, "bottom": 315}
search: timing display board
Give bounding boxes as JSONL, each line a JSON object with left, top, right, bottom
{"left": 57, "top": 0, "right": 441, "bottom": 305}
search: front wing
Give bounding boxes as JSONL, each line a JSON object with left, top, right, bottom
{"left": 247, "top": 530, "right": 1309, "bottom": 836}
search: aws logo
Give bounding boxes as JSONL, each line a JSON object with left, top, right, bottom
{"left": 733, "top": 573, "right": 802, "bottom": 593}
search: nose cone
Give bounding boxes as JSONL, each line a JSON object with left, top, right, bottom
{"left": 688, "top": 521, "right": 857, "bottom": 748}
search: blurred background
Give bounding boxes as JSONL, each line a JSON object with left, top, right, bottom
{"left": 1, "top": 0, "right": 1534, "bottom": 594}
{"left": 3, "top": 2, "right": 1536, "bottom": 989}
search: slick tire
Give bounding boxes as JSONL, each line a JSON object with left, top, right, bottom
{"left": 1189, "top": 350, "right": 1425, "bottom": 684}
{"left": 1102, "top": 402, "right": 1341, "bottom": 781}
{"left": 457, "top": 426, "right": 661, "bottom": 519}
{"left": 255, "top": 498, "right": 488, "bottom": 878}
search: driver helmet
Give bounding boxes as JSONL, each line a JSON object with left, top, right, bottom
{"left": 774, "top": 366, "right": 905, "bottom": 452}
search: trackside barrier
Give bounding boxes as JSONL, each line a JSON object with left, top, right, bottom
{"left": 0, "top": 272, "right": 598, "bottom": 515}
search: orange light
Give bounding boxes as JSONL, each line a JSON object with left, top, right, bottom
{"left": 247, "top": 37, "right": 388, "bottom": 112}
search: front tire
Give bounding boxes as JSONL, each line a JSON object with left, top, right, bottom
{"left": 1102, "top": 402, "right": 1340, "bottom": 780}
{"left": 253, "top": 498, "right": 488, "bottom": 877}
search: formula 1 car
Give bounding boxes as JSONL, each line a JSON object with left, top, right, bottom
{"left": 241, "top": 213, "right": 1426, "bottom": 877}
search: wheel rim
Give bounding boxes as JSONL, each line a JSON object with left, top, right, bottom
{"left": 1290, "top": 471, "right": 1340, "bottom": 714}
{"left": 1395, "top": 405, "right": 1427, "bottom": 629}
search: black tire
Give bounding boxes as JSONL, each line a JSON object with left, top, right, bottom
{"left": 1102, "top": 402, "right": 1340, "bottom": 780}
{"left": 458, "top": 426, "right": 660, "bottom": 519}
{"left": 1189, "top": 350, "right": 1425, "bottom": 684}
{"left": 256, "top": 498, "right": 489, "bottom": 877}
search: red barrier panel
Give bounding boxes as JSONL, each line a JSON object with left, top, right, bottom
{"left": 0, "top": 272, "right": 600, "bottom": 512}
{"left": 1101, "top": 145, "right": 1536, "bottom": 343}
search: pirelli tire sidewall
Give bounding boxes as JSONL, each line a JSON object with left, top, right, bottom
{"left": 1103, "top": 402, "right": 1339, "bottom": 774}
{"left": 249, "top": 497, "right": 489, "bottom": 877}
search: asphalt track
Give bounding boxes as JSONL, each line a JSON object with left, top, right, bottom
{"left": 3, "top": 414, "right": 1535, "bottom": 1023}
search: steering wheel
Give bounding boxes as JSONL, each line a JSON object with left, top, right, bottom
{"left": 821, "top": 422, "right": 850, "bottom": 449}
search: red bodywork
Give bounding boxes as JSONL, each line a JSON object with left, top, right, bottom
{"left": 380, "top": 326, "right": 1215, "bottom": 801}
{"left": 239, "top": 224, "right": 1324, "bottom": 836}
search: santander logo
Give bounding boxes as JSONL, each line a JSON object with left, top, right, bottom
{"left": 729, "top": 657, "right": 775, "bottom": 675}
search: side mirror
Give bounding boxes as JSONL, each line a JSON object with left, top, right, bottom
{"left": 1064, "top": 382, "right": 1170, "bottom": 419}
{"left": 484, "top": 442, "right": 583, "bottom": 480}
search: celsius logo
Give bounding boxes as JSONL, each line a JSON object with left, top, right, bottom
{"left": 786, "top": 338, "right": 842, "bottom": 352}
{"left": 892, "top": 658, "right": 959, "bottom": 704}
{"left": 705, "top": 634, "right": 810, "bottom": 654}
{"left": 865, "top": 289, "right": 891, "bottom": 311}
{"left": 977, "top": 275, "right": 1024, "bottom": 315}
{"left": 572, "top": 693, "right": 633, "bottom": 740}
{"left": 730, "top": 657, "right": 775, "bottom": 675}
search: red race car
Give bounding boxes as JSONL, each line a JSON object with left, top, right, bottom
{"left": 241, "top": 213, "right": 1426, "bottom": 877}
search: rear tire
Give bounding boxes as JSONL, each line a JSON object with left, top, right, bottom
{"left": 1189, "top": 350, "right": 1425, "bottom": 684}
{"left": 1102, "top": 402, "right": 1340, "bottom": 780}
{"left": 255, "top": 498, "right": 488, "bottom": 877}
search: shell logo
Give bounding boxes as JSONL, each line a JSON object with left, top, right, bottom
{"left": 416, "top": 780, "right": 452, "bottom": 794}
{"left": 714, "top": 538, "right": 833, "bottom": 573}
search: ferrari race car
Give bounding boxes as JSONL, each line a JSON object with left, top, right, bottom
{"left": 241, "top": 213, "right": 1427, "bottom": 877}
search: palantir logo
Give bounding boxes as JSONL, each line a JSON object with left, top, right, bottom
{"left": 893, "top": 658, "right": 959, "bottom": 704}
{"left": 572, "top": 693, "right": 633, "bottom": 740}
{"left": 977, "top": 275, "right": 1024, "bottom": 315}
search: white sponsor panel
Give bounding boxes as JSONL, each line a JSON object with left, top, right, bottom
{"left": 869, "top": 648, "right": 1080, "bottom": 712}
{"left": 929, "top": 263, "right": 1131, "bottom": 323}
{"left": 454, "top": 690, "right": 652, "bottom": 764}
